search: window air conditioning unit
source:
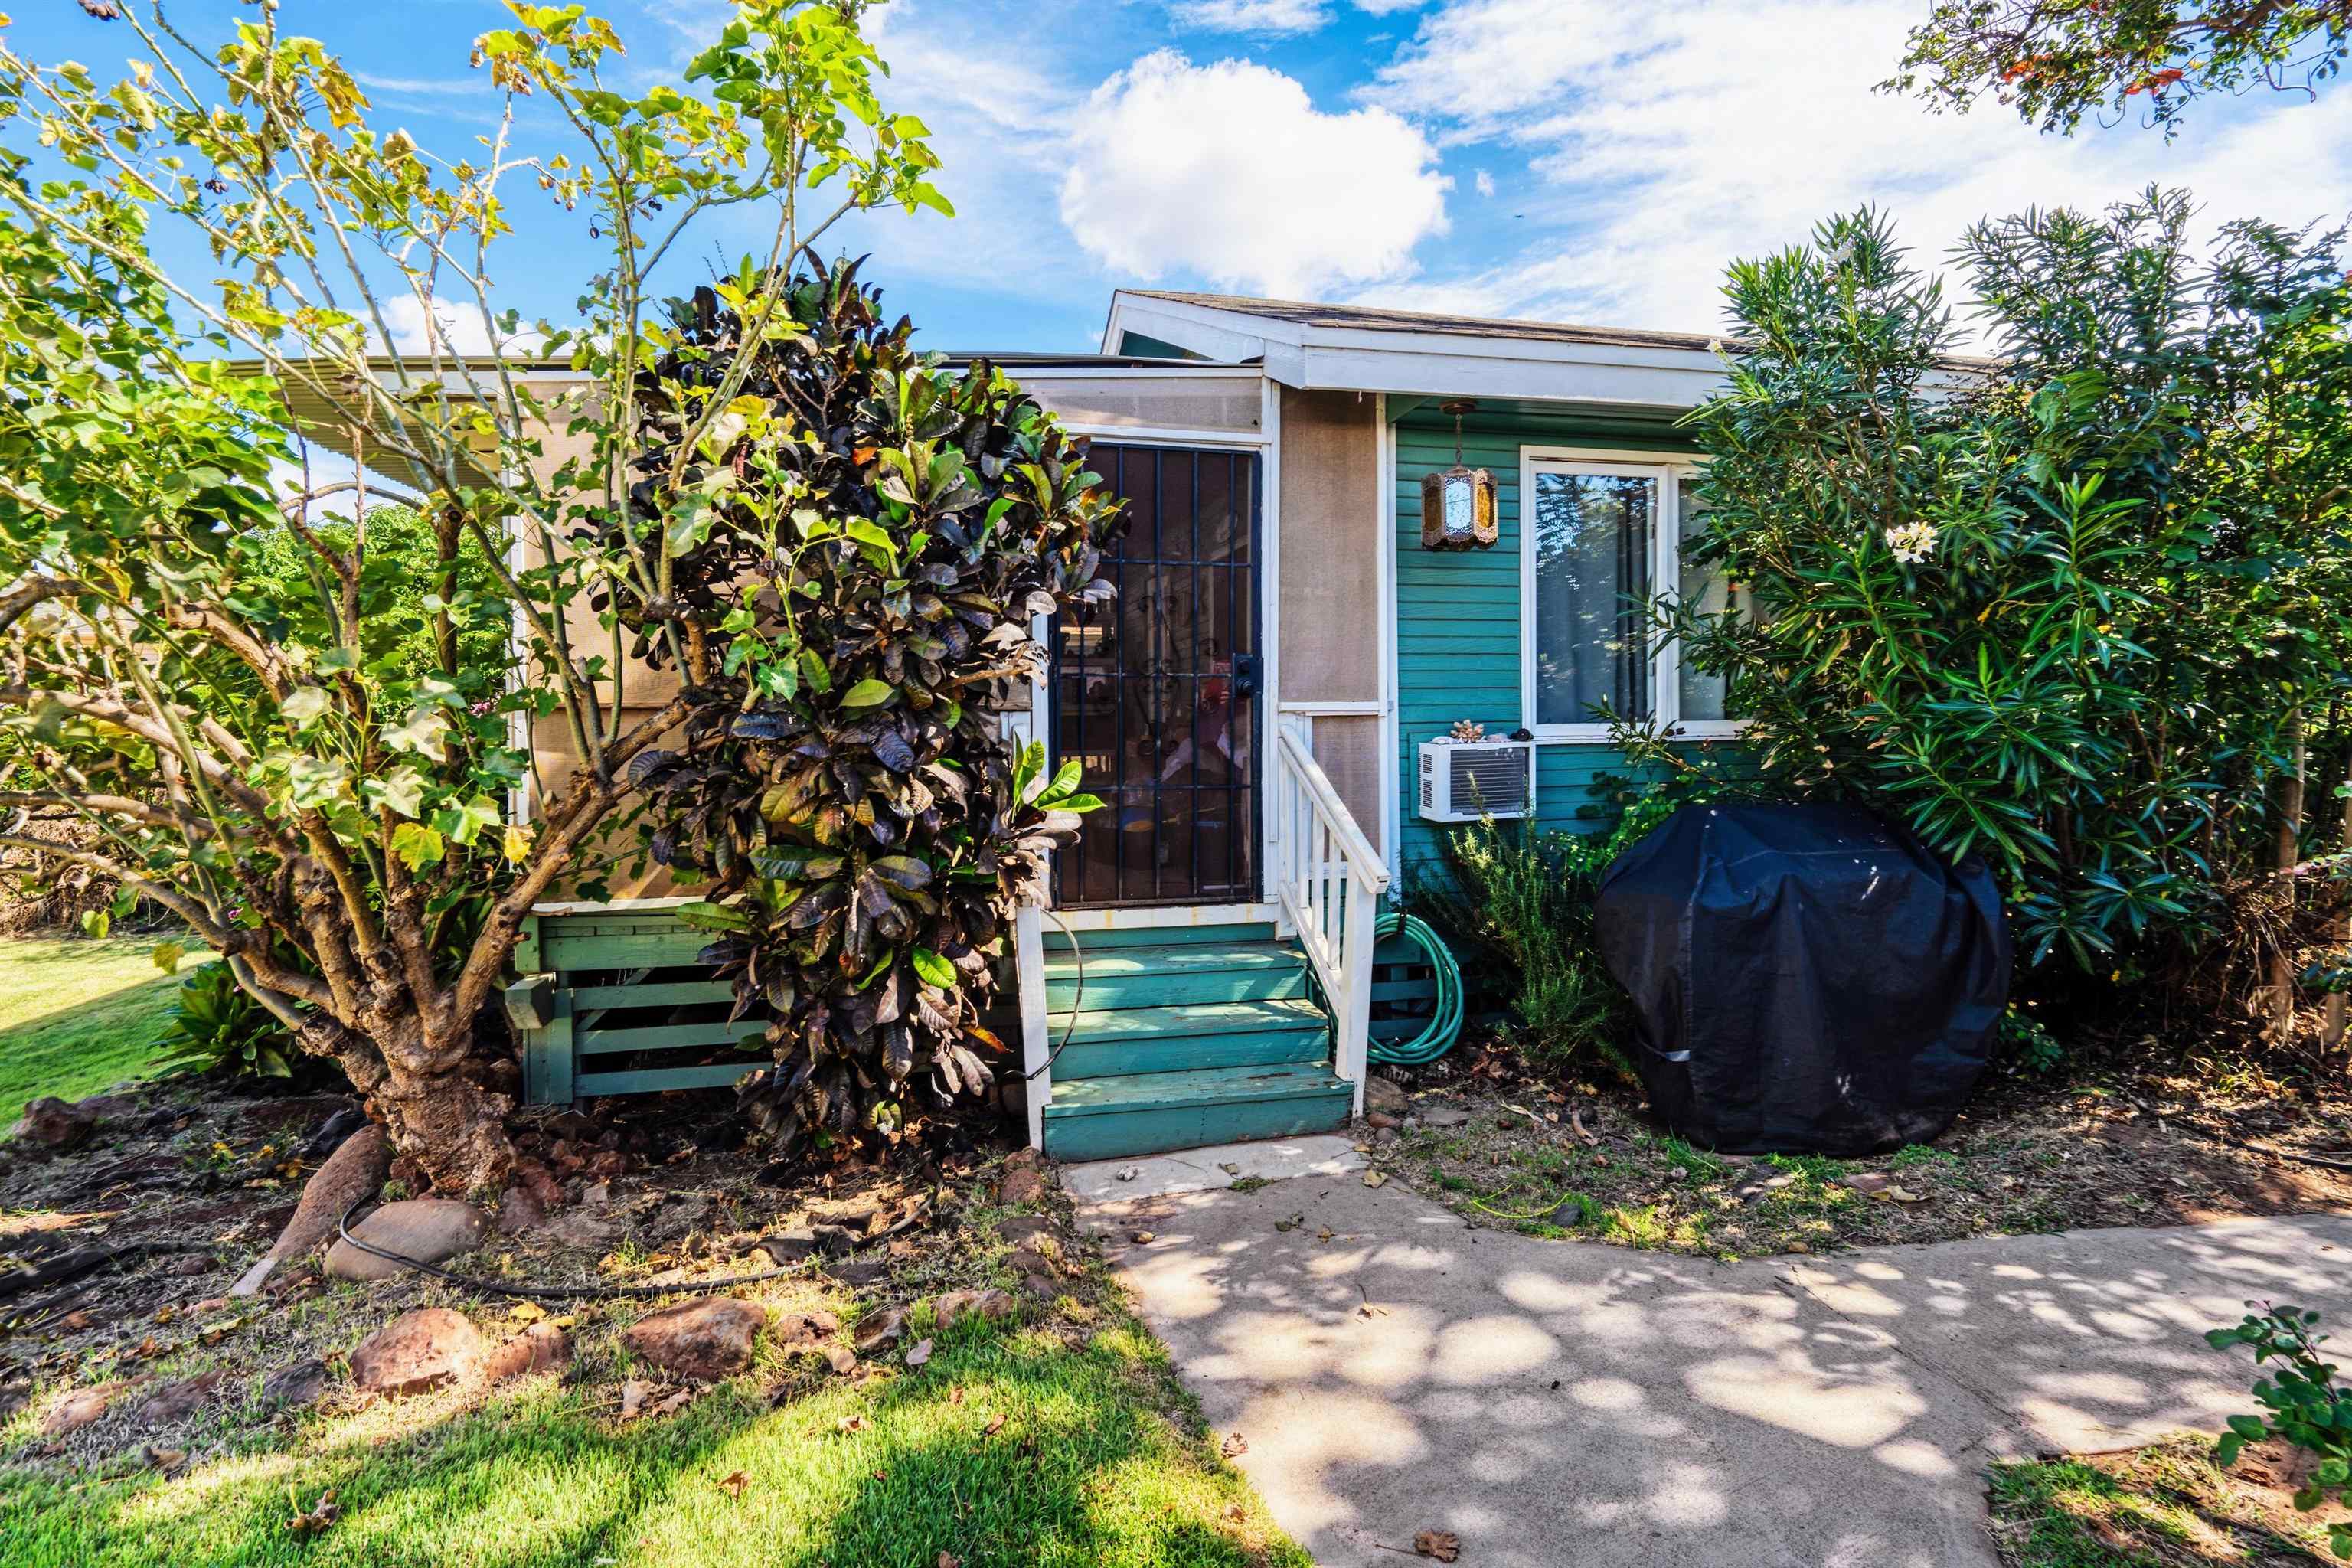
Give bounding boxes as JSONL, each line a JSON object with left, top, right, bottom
{"left": 1418, "top": 739, "right": 1534, "bottom": 823}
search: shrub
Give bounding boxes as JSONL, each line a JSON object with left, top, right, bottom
{"left": 153, "top": 959, "right": 299, "bottom": 1083}
{"left": 1670, "top": 191, "right": 2352, "bottom": 1004}
{"left": 622, "top": 260, "right": 1121, "bottom": 1153}
{"left": 2205, "top": 1305, "right": 2352, "bottom": 1559}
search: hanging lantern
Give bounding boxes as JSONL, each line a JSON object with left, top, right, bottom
{"left": 1419, "top": 400, "right": 1498, "bottom": 550}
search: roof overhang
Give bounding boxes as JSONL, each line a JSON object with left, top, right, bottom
{"left": 1102, "top": 291, "right": 1728, "bottom": 413}
{"left": 245, "top": 357, "right": 591, "bottom": 492}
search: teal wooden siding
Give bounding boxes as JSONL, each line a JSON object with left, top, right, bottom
{"left": 1393, "top": 406, "right": 1700, "bottom": 887}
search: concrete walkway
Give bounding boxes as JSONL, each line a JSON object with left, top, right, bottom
{"left": 1070, "top": 1138, "right": 2352, "bottom": 1567}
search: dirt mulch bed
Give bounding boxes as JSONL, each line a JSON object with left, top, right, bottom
{"left": 0, "top": 1080, "right": 1084, "bottom": 1477}
{"left": 1362, "top": 1047, "right": 2352, "bottom": 1259}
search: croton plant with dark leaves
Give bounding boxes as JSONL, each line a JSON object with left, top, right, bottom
{"left": 619, "top": 256, "right": 1120, "bottom": 1152}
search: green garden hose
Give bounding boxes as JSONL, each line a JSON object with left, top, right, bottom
{"left": 1365, "top": 911, "right": 1465, "bottom": 1067}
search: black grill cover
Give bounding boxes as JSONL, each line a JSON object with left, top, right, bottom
{"left": 1592, "top": 802, "right": 2010, "bottom": 1155}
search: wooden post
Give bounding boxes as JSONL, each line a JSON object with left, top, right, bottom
{"left": 1339, "top": 870, "right": 1378, "bottom": 1118}
{"left": 2272, "top": 721, "right": 2306, "bottom": 1043}
{"left": 1014, "top": 903, "right": 1047, "bottom": 1152}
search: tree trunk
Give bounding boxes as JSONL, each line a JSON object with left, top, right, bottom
{"left": 295, "top": 1013, "right": 515, "bottom": 1194}
{"left": 2270, "top": 719, "right": 2306, "bottom": 1044}
{"left": 2326, "top": 778, "right": 2351, "bottom": 1057}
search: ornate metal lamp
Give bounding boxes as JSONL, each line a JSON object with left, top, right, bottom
{"left": 1419, "top": 399, "right": 1498, "bottom": 551}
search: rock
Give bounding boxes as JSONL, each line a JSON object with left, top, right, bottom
{"left": 772, "top": 1310, "right": 842, "bottom": 1347}
{"left": 497, "top": 1185, "right": 547, "bottom": 1236}
{"left": 933, "top": 1289, "right": 1016, "bottom": 1327}
{"left": 349, "top": 1308, "right": 482, "bottom": 1395}
{"left": 994, "top": 1215, "right": 1052, "bottom": 1246}
{"left": 41, "top": 1380, "right": 139, "bottom": 1436}
{"left": 12, "top": 1096, "right": 94, "bottom": 1152}
{"left": 824, "top": 1259, "right": 890, "bottom": 1289}
{"left": 324, "top": 1198, "right": 489, "bottom": 1282}
{"left": 1021, "top": 1272, "right": 1058, "bottom": 1300}
{"left": 165, "top": 1254, "right": 214, "bottom": 1279}
{"left": 71, "top": 1092, "right": 142, "bottom": 1126}
{"left": 1842, "top": 1171, "right": 1892, "bottom": 1195}
{"left": 1419, "top": 1108, "right": 1472, "bottom": 1129}
{"left": 999, "top": 1165, "right": 1049, "bottom": 1206}
{"left": 625, "top": 1298, "right": 766, "bottom": 1381}
{"left": 481, "top": 1322, "right": 571, "bottom": 1383}
{"left": 1007, "top": 1247, "right": 1054, "bottom": 1276}
{"left": 136, "top": 1370, "right": 226, "bottom": 1426}
{"left": 1364, "top": 1076, "right": 1408, "bottom": 1115}
{"left": 299, "top": 1107, "right": 368, "bottom": 1161}
{"left": 582, "top": 1181, "right": 611, "bottom": 1206}
{"left": 544, "top": 1210, "right": 618, "bottom": 1249}
{"left": 851, "top": 1305, "right": 907, "bottom": 1353}
{"left": 230, "top": 1125, "right": 390, "bottom": 1297}
{"left": 1364, "top": 1110, "right": 1401, "bottom": 1130}
{"left": 259, "top": 1357, "right": 332, "bottom": 1412}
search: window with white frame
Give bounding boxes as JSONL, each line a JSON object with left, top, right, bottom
{"left": 1520, "top": 449, "right": 1748, "bottom": 740}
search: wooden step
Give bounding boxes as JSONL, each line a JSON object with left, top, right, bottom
{"left": 1040, "top": 1063, "right": 1353, "bottom": 1161}
{"left": 1044, "top": 941, "right": 1311, "bottom": 1012}
{"left": 1044, "top": 998, "right": 1328, "bottom": 1080}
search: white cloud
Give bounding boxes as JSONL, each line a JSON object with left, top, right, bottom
{"left": 1474, "top": 168, "right": 1496, "bottom": 197}
{"left": 1172, "top": 0, "right": 1331, "bottom": 32}
{"left": 1062, "top": 51, "right": 1451, "bottom": 296}
{"left": 1363, "top": 0, "right": 2352, "bottom": 338}
{"left": 1353, "top": 0, "right": 1426, "bottom": 13}
{"left": 375, "top": 293, "right": 544, "bottom": 359}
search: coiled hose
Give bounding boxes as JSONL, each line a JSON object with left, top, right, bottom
{"left": 1365, "top": 910, "right": 1465, "bottom": 1067}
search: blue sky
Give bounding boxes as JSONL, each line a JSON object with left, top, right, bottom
{"left": 15, "top": 0, "right": 2352, "bottom": 353}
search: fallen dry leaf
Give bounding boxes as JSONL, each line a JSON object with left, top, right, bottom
{"left": 1220, "top": 1432, "right": 1249, "bottom": 1458}
{"left": 1362, "top": 1171, "right": 1388, "bottom": 1188}
{"left": 508, "top": 1302, "right": 547, "bottom": 1323}
{"left": 1415, "top": 1527, "right": 1461, "bottom": 1561}
{"left": 1227, "top": 1504, "right": 1247, "bottom": 1524}
{"left": 1569, "top": 1108, "right": 1598, "bottom": 1145}
{"left": 982, "top": 1413, "right": 1006, "bottom": 1436}
{"left": 1129, "top": 1230, "right": 1155, "bottom": 1244}
{"left": 286, "top": 1489, "right": 340, "bottom": 1536}
{"left": 905, "top": 1338, "right": 933, "bottom": 1368}
{"left": 837, "top": 1414, "right": 867, "bottom": 1434}
{"left": 649, "top": 1388, "right": 694, "bottom": 1419}
{"left": 618, "top": 1380, "right": 650, "bottom": 1421}
{"left": 717, "top": 1470, "right": 750, "bottom": 1499}
{"left": 1316, "top": 1227, "right": 1335, "bottom": 1242}
{"left": 1357, "top": 1302, "right": 1390, "bottom": 1319}
{"left": 1883, "top": 1186, "right": 1929, "bottom": 1204}
{"left": 937, "top": 1554, "right": 960, "bottom": 1568}
{"left": 948, "top": 1383, "right": 965, "bottom": 1405}
{"left": 142, "top": 1445, "right": 186, "bottom": 1475}
{"left": 1272, "top": 1213, "right": 1305, "bottom": 1232}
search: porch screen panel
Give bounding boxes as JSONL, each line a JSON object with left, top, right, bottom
{"left": 1050, "top": 444, "right": 1259, "bottom": 908}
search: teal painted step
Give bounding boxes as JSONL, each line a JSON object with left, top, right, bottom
{"left": 1044, "top": 998, "right": 1328, "bottom": 1080}
{"left": 1042, "top": 921, "right": 1278, "bottom": 952}
{"left": 1040, "top": 1063, "right": 1352, "bottom": 1161}
{"left": 1044, "top": 941, "right": 1312, "bottom": 1012}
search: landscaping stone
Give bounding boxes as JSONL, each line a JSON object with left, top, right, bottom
{"left": 1364, "top": 1110, "right": 1401, "bottom": 1129}
{"left": 772, "top": 1309, "right": 842, "bottom": 1347}
{"left": 823, "top": 1258, "right": 890, "bottom": 1288}
{"left": 136, "top": 1370, "right": 225, "bottom": 1426}
{"left": 625, "top": 1297, "right": 765, "bottom": 1381}
{"left": 933, "top": 1289, "right": 1016, "bottom": 1327}
{"left": 1007, "top": 1247, "right": 1054, "bottom": 1276}
{"left": 230, "top": 1124, "right": 390, "bottom": 1297}
{"left": 41, "top": 1380, "right": 140, "bottom": 1436}
{"left": 72, "top": 1092, "right": 143, "bottom": 1126}
{"left": 1022, "top": 1273, "right": 1058, "bottom": 1299}
{"left": 998, "top": 1149, "right": 1049, "bottom": 1205}
{"left": 1418, "top": 1108, "right": 1472, "bottom": 1129}
{"left": 481, "top": 1322, "right": 570, "bottom": 1383}
{"left": 258, "top": 1357, "right": 332, "bottom": 1411}
{"left": 165, "top": 1254, "right": 214, "bottom": 1278}
{"left": 349, "top": 1308, "right": 482, "bottom": 1394}
{"left": 851, "top": 1305, "right": 907, "bottom": 1353}
{"left": 496, "top": 1184, "right": 547, "bottom": 1236}
{"left": 12, "top": 1096, "right": 94, "bottom": 1152}
{"left": 325, "top": 1197, "right": 489, "bottom": 1281}
{"left": 994, "top": 1215, "right": 1052, "bottom": 1246}
{"left": 1364, "top": 1076, "right": 1407, "bottom": 1115}
{"left": 544, "top": 1208, "right": 619, "bottom": 1248}
{"left": 1842, "top": 1171, "right": 1892, "bottom": 1194}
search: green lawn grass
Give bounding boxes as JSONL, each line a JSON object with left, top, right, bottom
{"left": 0, "top": 1305, "right": 1302, "bottom": 1568}
{"left": 1987, "top": 1434, "right": 2337, "bottom": 1565}
{"left": 0, "top": 934, "right": 183, "bottom": 1124}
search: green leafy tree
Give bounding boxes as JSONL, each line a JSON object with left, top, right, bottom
{"left": 0, "top": 1, "right": 949, "bottom": 1191}
{"left": 1890, "top": 0, "right": 2352, "bottom": 135}
{"left": 1658, "top": 193, "right": 2352, "bottom": 1004}
{"left": 622, "top": 261, "right": 1119, "bottom": 1154}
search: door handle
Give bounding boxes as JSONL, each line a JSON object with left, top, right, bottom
{"left": 1231, "top": 653, "right": 1261, "bottom": 700}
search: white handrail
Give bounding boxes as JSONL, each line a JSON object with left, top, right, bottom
{"left": 1270, "top": 717, "right": 1393, "bottom": 1117}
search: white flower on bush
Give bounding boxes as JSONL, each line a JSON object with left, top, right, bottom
{"left": 1884, "top": 521, "right": 1940, "bottom": 564}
